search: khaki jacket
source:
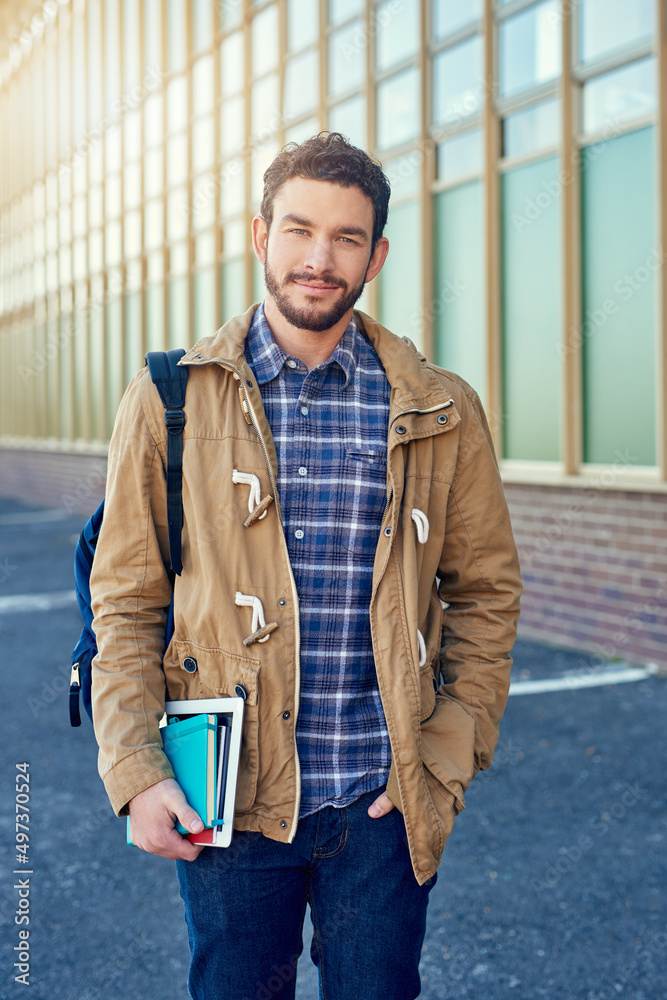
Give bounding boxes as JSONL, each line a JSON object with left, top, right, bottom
{"left": 91, "top": 304, "right": 521, "bottom": 885}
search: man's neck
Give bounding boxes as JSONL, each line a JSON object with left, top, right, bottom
{"left": 263, "top": 298, "right": 353, "bottom": 372}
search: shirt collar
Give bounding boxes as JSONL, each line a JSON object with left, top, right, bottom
{"left": 245, "top": 302, "right": 360, "bottom": 388}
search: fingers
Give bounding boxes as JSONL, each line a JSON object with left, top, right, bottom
{"left": 136, "top": 823, "right": 205, "bottom": 862}
{"left": 368, "top": 791, "right": 395, "bottom": 818}
{"left": 175, "top": 800, "right": 205, "bottom": 835}
{"left": 128, "top": 778, "right": 206, "bottom": 861}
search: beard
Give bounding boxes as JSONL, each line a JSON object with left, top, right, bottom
{"left": 264, "top": 258, "right": 367, "bottom": 333}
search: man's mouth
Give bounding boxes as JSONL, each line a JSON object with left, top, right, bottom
{"left": 292, "top": 280, "right": 342, "bottom": 295}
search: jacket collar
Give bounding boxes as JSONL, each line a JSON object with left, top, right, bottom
{"left": 180, "top": 303, "right": 454, "bottom": 413}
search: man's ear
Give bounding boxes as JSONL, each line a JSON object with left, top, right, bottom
{"left": 251, "top": 215, "right": 268, "bottom": 264}
{"left": 364, "top": 236, "right": 389, "bottom": 284}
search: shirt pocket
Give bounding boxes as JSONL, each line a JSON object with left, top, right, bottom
{"left": 343, "top": 449, "right": 388, "bottom": 555}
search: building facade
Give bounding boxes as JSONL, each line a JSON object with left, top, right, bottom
{"left": 1, "top": 0, "right": 666, "bottom": 666}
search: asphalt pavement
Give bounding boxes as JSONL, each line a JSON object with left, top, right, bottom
{"left": 0, "top": 494, "right": 665, "bottom": 1000}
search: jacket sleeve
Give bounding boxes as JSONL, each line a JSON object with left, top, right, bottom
{"left": 90, "top": 368, "right": 176, "bottom": 816}
{"left": 435, "top": 385, "right": 522, "bottom": 784}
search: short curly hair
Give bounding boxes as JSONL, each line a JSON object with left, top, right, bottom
{"left": 260, "top": 132, "right": 391, "bottom": 251}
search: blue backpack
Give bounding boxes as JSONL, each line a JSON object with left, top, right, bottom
{"left": 69, "top": 349, "right": 188, "bottom": 727}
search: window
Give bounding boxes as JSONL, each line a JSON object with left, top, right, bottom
{"left": 437, "top": 128, "right": 483, "bottom": 182}
{"left": 433, "top": 36, "right": 483, "bottom": 128}
{"left": 577, "top": 0, "right": 654, "bottom": 66}
{"left": 582, "top": 58, "right": 656, "bottom": 135}
{"left": 503, "top": 99, "right": 560, "bottom": 158}
{"left": 376, "top": 0, "right": 419, "bottom": 73}
{"left": 329, "top": 95, "right": 366, "bottom": 149}
{"left": 377, "top": 67, "right": 420, "bottom": 150}
{"left": 288, "top": 0, "right": 319, "bottom": 52}
{"left": 284, "top": 51, "right": 319, "bottom": 120}
{"left": 581, "top": 127, "right": 656, "bottom": 465}
{"left": 433, "top": 0, "right": 482, "bottom": 40}
{"left": 501, "top": 156, "right": 562, "bottom": 461}
{"left": 499, "top": 0, "right": 561, "bottom": 99}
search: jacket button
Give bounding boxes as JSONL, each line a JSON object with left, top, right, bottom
{"left": 278, "top": 598, "right": 286, "bottom": 607}
{"left": 437, "top": 414, "right": 448, "bottom": 425}
{"left": 183, "top": 657, "right": 198, "bottom": 673}
{"left": 282, "top": 711, "right": 291, "bottom": 719}
{"left": 384, "top": 526, "right": 392, "bottom": 536}
{"left": 280, "top": 820, "right": 287, "bottom": 829}
{"left": 234, "top": 684, "right": 247, "bottom": 700}
{"left": 395, "top": 424, "right": 407, "bottom": 435}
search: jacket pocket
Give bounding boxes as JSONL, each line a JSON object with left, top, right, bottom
{"left": 419, "top": 662, "right": 437, "bottom": 723}
{"left": 420, "top": 694, "right": 476, "bottom": 819}
{"left": 172, "top": 640, "right": 261, "bottom": 814}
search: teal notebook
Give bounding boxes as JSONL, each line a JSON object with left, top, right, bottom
{"left": 126, "top": 713, "right": 218, "bottom": 845}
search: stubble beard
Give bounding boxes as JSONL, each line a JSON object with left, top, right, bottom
{"left": 264, "top": 258, "right": 367, "bottom": 333}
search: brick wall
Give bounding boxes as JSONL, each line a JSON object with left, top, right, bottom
{"left": 1, "top": 447, "right": 665, "bottom": 667}
{"left": 0, "top": 448, "right": 107, "bottom": 516}
{"left": 504, "top": 482, "right": 667, "bottom": 669}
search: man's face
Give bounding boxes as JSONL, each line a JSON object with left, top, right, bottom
{"left": 254, "top": 177, "right": 388, "bottom": 333}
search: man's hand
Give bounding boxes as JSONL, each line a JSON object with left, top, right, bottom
{"left": 128, "top": 778, "right": 206, "bottom": 861}
{"left": 368, "top": 791, "right": 395, "bottom": 818}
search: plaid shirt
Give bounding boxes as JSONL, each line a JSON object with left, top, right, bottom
{"left": 245, "top": 304, "right": 392, "bottom": 817}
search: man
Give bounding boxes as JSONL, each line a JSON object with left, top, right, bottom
{"left": 91, "top": 132, "right": 521, "bottom": 999}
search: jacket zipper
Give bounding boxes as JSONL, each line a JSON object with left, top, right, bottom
{"left": 204, "top": 359, "right": 303, "bottom": 840}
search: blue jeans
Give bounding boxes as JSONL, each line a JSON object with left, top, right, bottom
{"left": 177, "top": 788, "right": 437, "bottom": 1000}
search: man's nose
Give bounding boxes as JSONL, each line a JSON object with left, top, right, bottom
{"left": 303, "top": 238, "right": 335, "bottom": 272}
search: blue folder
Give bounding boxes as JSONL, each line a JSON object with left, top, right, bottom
{"left": 126, "top": 713, "right": 218, "bottom": 844}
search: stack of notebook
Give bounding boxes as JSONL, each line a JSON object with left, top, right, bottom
{"left": 127, "top": 696, "right": 244, "bottom": 849}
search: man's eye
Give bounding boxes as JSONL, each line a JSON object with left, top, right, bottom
{"left": 290, "top": 229, "right": 308, "bottom": 235}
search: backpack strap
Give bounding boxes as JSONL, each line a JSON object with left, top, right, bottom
{"left": 145, "top": 349, "right": 188, "bottom": 575}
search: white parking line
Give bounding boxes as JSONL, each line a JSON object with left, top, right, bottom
{"left": 509, "top": 666, "right": 654, "bottom": 695}
{"left": 0, "top": 588, "right": 660, "bottom": 691}
{"left": 0, "top": 591, "right": 77, "bottom": 613}
{"left": 0, "top": 509, "right": 71, "bottom": 526}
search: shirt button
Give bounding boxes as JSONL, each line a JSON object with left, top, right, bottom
{"left": 287, "top": 360, "right": 297, "bottom": 369}
{"left": 298, "top": 466, "right": 307, "bottom": 476}
{"left": 301, "top": 406, "right": 309, "bottom": 416}
{"left": 295, "top": 529, "right": 304, "bottom": 539}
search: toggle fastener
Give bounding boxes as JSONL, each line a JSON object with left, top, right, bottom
{"left": 233, "top": 470, "right": 273, "bottom": 525}
{"left": 235, "top": 591, "right": 278, "bottom": 646}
